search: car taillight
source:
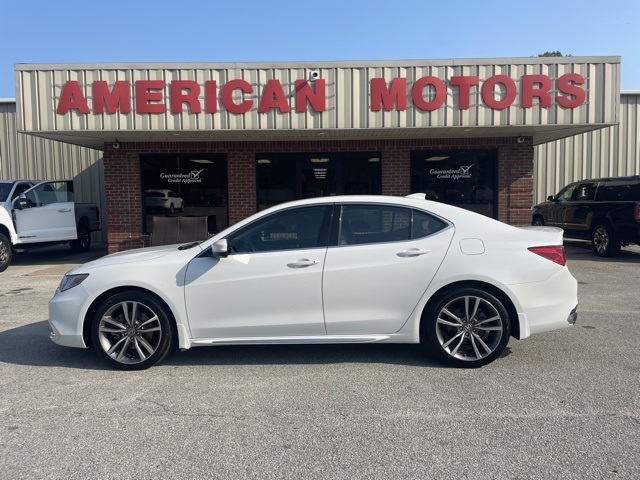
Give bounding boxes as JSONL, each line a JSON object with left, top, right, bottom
{"left": 528, "top": 245, "right": 566, "bottom": 266}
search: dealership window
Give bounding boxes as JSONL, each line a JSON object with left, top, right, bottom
{"left": 257, "top": 152, "right": 382, "bottom": 210}
{"left": 410, "top": 149, "right": 497, "bottom": 218}
{"left": 141, "top": 154, "right": 228, "bottom": 234}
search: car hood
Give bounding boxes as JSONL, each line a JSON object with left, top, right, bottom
{"left": 69, "top": 244, "right": 202, "bottom": 273}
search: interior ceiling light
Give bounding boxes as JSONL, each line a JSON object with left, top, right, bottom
{"left": 190, "top": 159, "right": 214, "bottom": 164}
{"left": 313, "top": 168, "right": 328, "bottom": 172}
{"left": 426, "top": 156, "right": 450, "bottom": 161}
{"left": 368, "top": 157, "right": 380, "bottom": 162}
{"left": 257, "top": 159, "right": 272, "bottom": 164}
{"left": 311, "top": 158, "right": 329, "bottom": 163}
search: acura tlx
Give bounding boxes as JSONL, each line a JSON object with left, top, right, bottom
{"left": 49, "top": 194, "right": 578, "bottom": 370}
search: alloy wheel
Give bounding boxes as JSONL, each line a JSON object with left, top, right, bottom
{"left": 435, "top": 295, "right": 504, "bottom": 362}
{"left": 97, "top": 301, "right": 163, "bottom": 365}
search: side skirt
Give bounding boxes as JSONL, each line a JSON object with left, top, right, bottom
{"left": 190, "top": 335, "right": 392, "bottom": 347}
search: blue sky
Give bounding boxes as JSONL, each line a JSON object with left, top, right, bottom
{"left": 1, "top": 0, "right": 638, "bottom": 98}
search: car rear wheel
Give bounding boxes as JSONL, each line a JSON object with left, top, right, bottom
{"left": 70, "top": 223, "right": 91, "bottom": 253}
{"left": 0, "top": 233, "right": 12, "bottom": 272}
{"left": 422, "top": 287, "right": 510, "bottom": 368}
{"left": 592, "top": 224, "right": 621, "bottom": 257}
{"left": 91, "top": 291, "right": 174, "bottom": 370}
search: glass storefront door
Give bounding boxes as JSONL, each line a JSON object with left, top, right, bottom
{"left": 257, "top": 152, "right": 381, "bottom": 210}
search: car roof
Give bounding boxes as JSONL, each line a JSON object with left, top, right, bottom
{"left": 575, "top": 175, "right": 640, "bottom": 183}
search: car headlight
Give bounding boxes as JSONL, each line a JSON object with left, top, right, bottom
{"left": 58, "top": 274, "right": 89, "bottom": 292}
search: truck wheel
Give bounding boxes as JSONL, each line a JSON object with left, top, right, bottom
{"left": 0, "top": 233, "right": 12, "bottom": 272}
{"left": 592, "top": 224, "right": 621, "bottom": 257}
{"left": 532, "top": 216, "right": 545, "bottom": 226}
{"left": 70, "top": 224, "right": 91, "bottom": 253}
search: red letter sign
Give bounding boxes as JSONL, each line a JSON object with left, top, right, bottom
{"left": 171, "top": 80, "right": 201, "bottom": 114}
{"left": 371, "top": 78, "right": 407, "bottom": 111}
{"left": 449, "top": 76, "right": 479, "bottom": 110}
{"left": 93, "top": 80, "right": 131, "bottom": 114}
{"left": 481, "top": 75, "right": 517, "bottom": 110}
{"left": 521, "top": 74, "right": 552, "bottom": 108}
{"left": 57, "top": 81, "right": 90, "bottom": 114}
{"left": 221, "top": 79, "right": 253, "bottom": 114}
{"left": 557, "top": 73, "right": 586, "bottom": 108}
{"left": 205, "top": 80, "right": 217, "bottom": 113}
{"left": 295, "top": 79, "right": 326, "bottom": 113}
{"left": 135, "top": 80, "right": 166, "bottom": 114}
{"left": 258, "top": 79, "right": 291, "bottom": 113}
{"left": 412, "top": 76, "right": 446, "bottom": 111}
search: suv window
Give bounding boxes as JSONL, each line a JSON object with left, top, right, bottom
{"left": 575, "top": 183, "right": 597, "bottom": 201}
{"left": 596, "top": 183, "right": 640, "bottom": 201}
{"left": 556, "top": 184, "right": 577, "bottom": 201}
{"left": 227, "top": 206, "right": 330, "bottom": 253}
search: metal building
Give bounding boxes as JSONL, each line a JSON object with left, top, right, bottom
{"left": 1, "top": 57, "right": 635, "bottom": 253}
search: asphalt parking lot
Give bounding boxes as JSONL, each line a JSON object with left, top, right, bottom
{"left": 1, "top": 242, "right": 639, "bottom": 479}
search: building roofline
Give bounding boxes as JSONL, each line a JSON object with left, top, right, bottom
{"left": 14, "top": 56, "right": 622, "bottom": 71}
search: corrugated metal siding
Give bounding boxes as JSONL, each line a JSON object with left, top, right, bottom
{"left": 0, "top": 101, "right": 106, "bottom": 243}
{"left": 534, "top": 92, "right": 640, "bottom": 203}
{"left": 15, "top": 58, "right": 619, "bottom": 134}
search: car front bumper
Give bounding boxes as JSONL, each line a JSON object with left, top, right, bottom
{"left": 48, "top": 285, "right": 93, "bottom": 349}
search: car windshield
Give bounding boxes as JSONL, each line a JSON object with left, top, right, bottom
{"left": 0, "top": 182, "right": 15, "bottom": 202}
{"left": 146, "top": 191, "right": 165, "bottom": 198}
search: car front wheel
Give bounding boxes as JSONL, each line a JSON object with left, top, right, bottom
{"left": 592, "top": 224, "right": 621, "bottom": 257}
{"left": 422, "top": 287, "right": 510, "bottom": 368}
{"left": 0, "top": 233, "right": 12, "bottom": 272}
{"left": 532, "top": 216, "right": 545, "bottom": 226}
{"left": 91, "top": 291, "right": 174, "bottom": 370}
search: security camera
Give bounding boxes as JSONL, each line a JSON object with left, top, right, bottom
{"left": 516, "top": 136, "right": 525, "bottom": 144}
{"left": 309, "top": 70, "right": 320, "bottom": 81}
{"left": 112, "top": 142, "right": 120, "bottom": 149}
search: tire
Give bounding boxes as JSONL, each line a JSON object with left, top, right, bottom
{"left": 532, "top": 216, "right": 545, "bottom": 227}
{"left": 422, "top": 287, "right": 511, "bottom": 368}
{"left": 91, "top": 291, "right": 174, "bottom": 370}
{"left": 70, "top": 223, "right": 91, "bottom": 253}
{"left": 0, "top": 233, "right": 12, "bottom": 272}
{"left": 592, "top": 223, "right": 621, "bottom": 257}
{"left": 169, "top": 203, "right": 175, "bottom": 214}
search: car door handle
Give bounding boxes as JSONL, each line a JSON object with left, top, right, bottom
{"left": 57, "top": 208, "right": 72, "bottom": 213}
{"left": 397, "top": 248, "right": 431, "bottom": 257}
{"left": 287, "top": 259, "right": 320, "bottom": 268}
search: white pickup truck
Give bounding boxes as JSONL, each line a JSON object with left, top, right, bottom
{"left": 0, "top": 179, "right": 101, "bottom": 272}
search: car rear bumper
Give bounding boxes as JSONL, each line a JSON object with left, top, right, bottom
{"left": 508, "top": 267, "right": 578, "bottom": 339}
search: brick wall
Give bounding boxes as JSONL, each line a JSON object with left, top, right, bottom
{"left": 102, "top": 137, "right": 533, "bottom": 253}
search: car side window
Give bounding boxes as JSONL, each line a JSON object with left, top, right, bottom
{"left": 12, "top": 183, "right": 32, "bottom": 201}
{"left": 338, "top": 205, "right": 411, "bottom": 245}
{"left": 413, "top": 210, "right": 447, "bottom": 239}
{"left": 227, "top": 206, "right": 330, "bottom": 253}
{"left": 556, "top": 184, "right": 577, "bottom": 202}
{"left": 26, "top": 181, "right": 74, "bottom": 206}
{"left": 576, "top": 183, "right": 597, "bottom": 201}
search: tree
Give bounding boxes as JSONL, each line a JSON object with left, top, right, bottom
{"left": 537, "top": 51, "right": 572, "bottom": 57}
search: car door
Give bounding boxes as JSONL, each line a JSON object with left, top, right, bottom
{"left": 13, "top": 180, "right": 76, "bottom": 243}
{"left": 183, "top": 205, "right": 332, "bottom": 339}
{"left": 563, "top": 182, "right": 596, "bottom": 236}
{"left": 546, "top": 183, "right": 577, "bottom": 228}
{"left": 322, "top": 204, "right": 454, "bottom": 335}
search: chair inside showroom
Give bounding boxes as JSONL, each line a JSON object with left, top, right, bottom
{"left": 150, "top": 216, "right": 180, "bottom": 246}
{"left": 178, "top": 216, "right": 208, "bottom": 243}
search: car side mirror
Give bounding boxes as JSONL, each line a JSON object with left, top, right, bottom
{"left": 211, "top": 239, "right": 230, "bottom": 257}
{"left": 13, "top": 193, "right": 30, "bottom": 210}
{"left": 547, "top": 195, "right": 558, "bottom": 202}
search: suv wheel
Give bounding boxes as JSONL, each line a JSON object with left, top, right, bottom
{"left": 592, "top": 224, "right": 621, "bottom": 257}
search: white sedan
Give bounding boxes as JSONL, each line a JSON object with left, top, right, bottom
{"left": 49, "top": 194, "right": 578, "bottom": 370}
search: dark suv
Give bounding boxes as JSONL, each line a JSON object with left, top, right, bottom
{"left": 532, "top": 176, "right": 640, "bottom": 257}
